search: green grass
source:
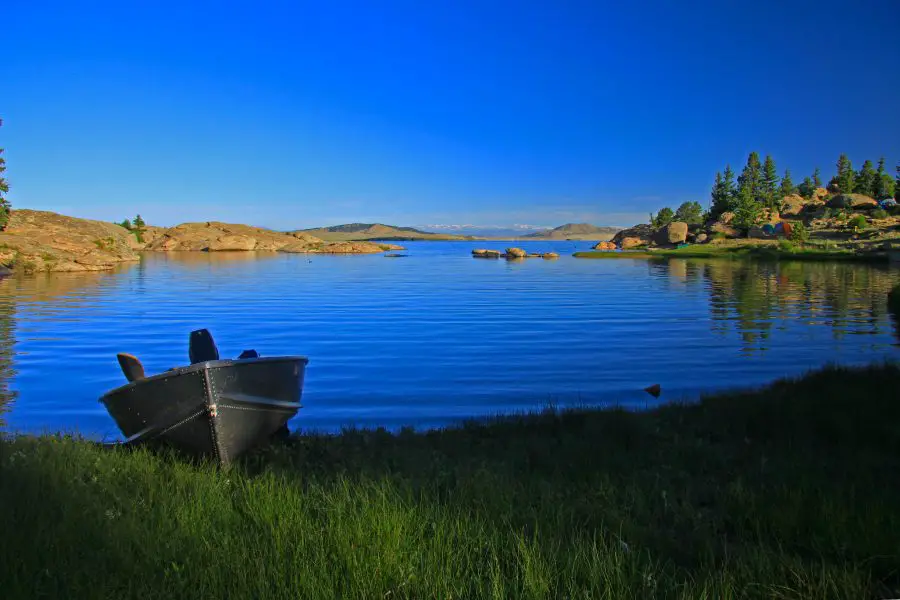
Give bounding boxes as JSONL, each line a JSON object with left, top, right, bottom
{"left": 574, "top": 243, "right": 888, "bottom": 262}
{"left": 3, "top": 363, "right": 900, "bottom": 599}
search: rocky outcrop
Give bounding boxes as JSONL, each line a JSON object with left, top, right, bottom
{"left": 505, "top": 247, "right": 527, "bottom": 258}
{"left": 148, "top": 222, "right": 320, "bottom": 252}
{"left": 310, "top": 241, "right": 402, "bottom": 254}
{"left": 611, "top": 224, "right": 653, "bottom": 247}
{"left": 472, "top": 249, "right": 501, "bottom": 258}
{"left": 0, "top": 210, "right": 139, "bottom": 273}
{"left": 619, "top": 237, "right": 646, "bottom": 249}
{"left": 781, "top": 194, "right": 807, "bottom": 217}
{"left": 653, "top": 222, "right": 688, "bottom": 245}
{"left": 592, "top": 241, "right": 616, "bottom": 250}
{"left": 846, "top": 194, "right": 878, "bottom": 209}
{"left": 145, "top": 222, "right": 403, "bottom": 255}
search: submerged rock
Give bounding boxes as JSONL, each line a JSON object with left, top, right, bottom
{"left": 472, "top": 249, "right": 502, "bottom": 258}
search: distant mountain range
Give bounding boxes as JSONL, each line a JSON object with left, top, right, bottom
{"left": 297, "top": 223, "right": 474, "bottom": 241}
{"left": 298, "top": 222, "right": 622, "bottom": 242}
{"left": 522, "top": 223, "right": 621, "bottom": 240}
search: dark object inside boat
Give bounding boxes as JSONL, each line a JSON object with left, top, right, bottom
{"left": 100, "top": 329, "right": 308, "bottom": 466}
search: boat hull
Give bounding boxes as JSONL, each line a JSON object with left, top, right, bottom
{"left": 100, "top": 357, "right": 307, "bottom": 465}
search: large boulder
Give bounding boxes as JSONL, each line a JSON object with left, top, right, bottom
{"left": 847, "top": 194, "right": 878, "bottom": 209}
{"left": 718, "top": 211, "right": 735, "bottom": 224}
{"left": 592, "top": 241, "right": 616, "bottom": 250}
{"left": 505, "top": 247, "right": 527, "bottom": 258}
{"left": 653, "top": 222, "right": 688, "bottom": 245}
{"left": 611, "top": 224, "right": 653, "bottom": 247}
{"left": 620, "top": 237, "right": 646, "bottom": 249}
{"left": 781, "top": 194, "right": 807, "bottom": 217}
{"left": 0, "top": 210, "right": 139, "bottom": 273}
{"left": 827, "top": 194, "right": 864, "bottom": 209}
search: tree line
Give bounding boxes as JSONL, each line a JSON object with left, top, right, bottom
{"left": 704, "top": 153, "right": 899, "bottom": 231}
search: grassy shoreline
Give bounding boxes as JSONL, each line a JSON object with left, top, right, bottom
{"left": 573, "top": 244, "right": 891, "bottom": 262}
{"left": 3, "top": 363, "right": 900, "bottom": 599}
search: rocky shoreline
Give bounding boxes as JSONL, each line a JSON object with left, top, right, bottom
{"left": 592, "top": 189, "right": 899, "bottom": 254}
{"left": 0, "top": 211, "right": 405, "bottom": 274}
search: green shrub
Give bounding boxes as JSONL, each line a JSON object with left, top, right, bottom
{"left": 93, "top": 236, "right": 118, "bottom": 251}
{"left": 790, "top": 222, "right": 809, "bottom": 243}
{"left": 777, "top": 239, "right": 796, "bottom": 252}
{"left": 872, "top": 208, "right": 889, "bottom": 219}
{"left": 849, "top": 214, "right": 868, "bottom": 231}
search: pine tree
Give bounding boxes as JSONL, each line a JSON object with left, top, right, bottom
{"left": 855, "top": 159, "right": 877, "bottom": 197}
{"left": 836, "top": 154, "right": 854, "bottom": 194}
{"left": 710, "top": 172, "right": 724, "bottom": 213}
{"left": 119, "top": 218, "right": 133, "bottom": 230}
{"left": 800, "top": 176, "right": 814, "bottom": 199}
{"left": 132, "top": 214, "right": 146, "bottom": 244}
{"left": 874, "top": 157, "right": 888, "bottom": 199}
{"left": 896, "top": 163, "right": 900, "bottom": 201}
{"left": 813, "top": 167, "right": 822, "bottom": 188}
{"left": 779, "top": 169, "right": 795, "bottom": 198}
{"left": 761, "top": 155, "right": 779, "bottom": 210}
{"left": 0, "top": 119, "right": 9, "bottom": 232}
{"left": 737, "top": 152, "right": 762, "bottom": 206}
{"left": 653, "top": 207, "right": 674, "bottom": 228}
{"left": 733, "top": 184, "right": 761, "bottom": 234}
{"left": 674, "top": 201, "right": 703, "bottom": 224}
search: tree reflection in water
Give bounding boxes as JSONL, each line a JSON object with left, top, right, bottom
{"left": 659, "top": 259, "right": 900, "bottom": 353}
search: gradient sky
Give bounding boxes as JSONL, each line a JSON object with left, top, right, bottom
{"left": 4, "top": 0, "right": 900, "bottom": 229}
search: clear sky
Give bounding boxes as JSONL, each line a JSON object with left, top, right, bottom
{"left": 4, "top": 0, "right": 899, "bottom": 229}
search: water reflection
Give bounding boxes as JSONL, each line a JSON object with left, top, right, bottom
{"left": 0, "top": 248, "right": 898, "bottom": 436}
{"left": 0, "top": 295, "right": 15, "bottom": 428}
{"left": 693, "top": 260, "right": 900, "bottom": 352}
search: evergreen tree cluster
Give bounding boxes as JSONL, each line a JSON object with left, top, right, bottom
{"left": 708, "top": 152, "right": 899, "bottom": 230}
{"left": 119, "top": 214, "right": 147, "bottom": 243}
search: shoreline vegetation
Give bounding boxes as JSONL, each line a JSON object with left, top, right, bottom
{"left": 2, "top": 362, "right": 900, "bottom": 598}
{"left": 573, "top": 240, "right": 895, "bottom": 262}
{"left": 574, "top": 152, "right": 900, "bottom": 263}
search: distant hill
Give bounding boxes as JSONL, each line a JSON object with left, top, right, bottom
{"left": 298, "top": 223, "right": 474, "bottom": 242}
{"left": 523, "top": 223, "right": 621, "bottom": 240}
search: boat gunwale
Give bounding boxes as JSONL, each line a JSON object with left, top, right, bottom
{"left": 99, "top": 356, "right": 309, "bottom": 404}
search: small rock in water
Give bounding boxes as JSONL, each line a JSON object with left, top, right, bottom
{"left": 644, "top": 384, "right": 661, "bottom": 398}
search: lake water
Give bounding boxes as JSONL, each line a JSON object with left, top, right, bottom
{"left": 1, "top": 241, "right": 898, "bottom": 439}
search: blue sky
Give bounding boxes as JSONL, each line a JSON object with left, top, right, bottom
{"left": 4, "top": 0, "right": 899, "bottom": 229}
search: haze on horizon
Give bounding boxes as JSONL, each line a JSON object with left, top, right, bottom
{"left": 4, "top": 0, "right": 899, "bottom": 230}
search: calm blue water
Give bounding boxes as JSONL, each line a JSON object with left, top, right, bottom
{"left": 0, "top": 240, "right": 898, "bottom": 439}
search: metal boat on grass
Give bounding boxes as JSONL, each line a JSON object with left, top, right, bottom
{"left": 100, "top": 329, "right": 308, "bottom": 466}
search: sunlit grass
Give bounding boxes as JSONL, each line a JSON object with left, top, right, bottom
{"left": 2, "top": 363, "right": 900, "bottom": 599}
{"left": 573, "top": 244, "right": 885, "bottom": 262}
